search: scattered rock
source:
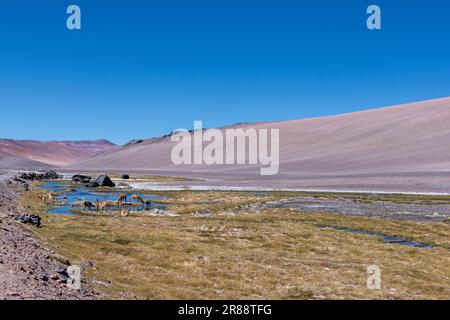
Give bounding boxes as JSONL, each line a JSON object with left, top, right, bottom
{"left": 87, "top": 181, "right": 100, "bottom": 188}
{"left": 52, "top": 268, "right": 69, "bottom": 284}
{"left": 6, "top": 292, "right": 20, "bottom": 297}
{"left": 51, "top": 255, "right": 71, "bottom": 266}
{"left": 55, "top": 267, "right": 69, "bottom": 278}
{"left": 8, "top": 214, "right": 41, "bottom": 227}
{"left": 120, "top": 174, "right": 130, "bottom": 180}
{"left": 125, "top": 139, "right": 143, "bottom": 147}
{"left": 0, "top": 177, "right": 98, "bottom": 300}
{"left": 82, "top": 261, "right": 94, "bottom": 269}
{"left": 11, "top": 177, "right": 29, "bottom": 191}
{"left": 18, "top": 171, "right": 61, "bottom": 181}
{"left": 95, "top": 175, "right": 115, "bottom": 187}
{"left": 72, "top": 174, "right": 92, "bottom": 184}
{"left": 120, "top": 291, "right": 137, "bottom": 299}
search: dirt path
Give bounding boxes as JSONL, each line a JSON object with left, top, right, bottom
{"left": 0, "top": 170, "right": 98, "bottom": 300}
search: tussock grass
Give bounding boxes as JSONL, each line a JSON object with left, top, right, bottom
{"left": 163, "top": 191, "right": 284, "bottom": 215}
{"left": 18, "top": 186, "right": 450, "bottom": 300}
{"left": 311, "top": 192, "right": 450, "bottom": 205}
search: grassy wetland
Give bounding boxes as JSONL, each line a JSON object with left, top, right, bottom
{"left": 17, "top": 179, "right": 450, "bottom": 300}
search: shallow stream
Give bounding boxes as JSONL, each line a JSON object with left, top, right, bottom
{"left": 41, "top": 181, "right": 168, "bottom": 215}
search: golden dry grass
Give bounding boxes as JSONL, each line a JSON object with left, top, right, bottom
{"left": 19, "top": 185, "right": 450, "bottom": 300}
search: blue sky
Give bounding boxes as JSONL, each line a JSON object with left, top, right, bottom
{"left": 0, "top": 0, "right": 449, "bottom": 144}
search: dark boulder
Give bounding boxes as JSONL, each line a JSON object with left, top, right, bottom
{"left": 125, "top": 139, "right": 143, "bottom": 147}
{"left": 87, "top": 181, "right": 100, "bottom": 188}
{"left": 72, "top": 174, "right": 92, "bottom": 184}
{"left": 44, "top": 171, "right": 62, "bottom": 180}
{"left": 53, "top": 267, "right": 69, "bottom": 283}
{"left": 18, "top": 172, "right": 37, "bottom": 181}
{"left": 18, "top": 171, "right": 61, "bottom": 181}
{"left": 12, "top": 177, "right": 29, "bottom": 191}
{"left": 54, "top": 267, "right": 69, "bottom": 278}
{"left": 95, "top": 175, "right": 115, "bottom": 187}
{"left": 120, "top": 174, "right": 130, "bottom": 180}
{"left": 8, "top": 214, "right": 41, "bottom": 227}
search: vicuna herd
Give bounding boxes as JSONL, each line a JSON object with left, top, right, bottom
{"left": 40, "top": 192, "right": 152, "bottom": 218}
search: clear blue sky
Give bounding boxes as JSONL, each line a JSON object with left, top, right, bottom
{"left": 0, "top": 0, "right": 449, "bottom": 144}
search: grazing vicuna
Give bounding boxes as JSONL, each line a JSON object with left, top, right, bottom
{"left": 96, "top": 199, "right": 114, "bottom": 212}
{"left": 41, "top": 193, "right": 55, "bottom": 203}
{"left": 39, "top": 194, "right": 47, "bottom": 203}
{"left": 131, "top": 194, "right": 144, "bottom": 205}
{"left": 117, "top": 193, "right": 127, "bottom": 205}
{"left": 83, "top": 200, "right": 96, "bottom": 211}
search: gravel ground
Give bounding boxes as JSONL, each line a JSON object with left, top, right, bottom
{"left": 0, "top": 170, "right": 98, "bottom": 300}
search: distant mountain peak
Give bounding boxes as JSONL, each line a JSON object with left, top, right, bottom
{"left": 0, "top": 138, "right": 117, "bottom": 167}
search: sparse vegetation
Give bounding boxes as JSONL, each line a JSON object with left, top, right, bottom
{"left": 19, "top": 183, "right": 450, "bottom": 300}
{"left": 312, "top": 192, "right": 450, "bottom": 205}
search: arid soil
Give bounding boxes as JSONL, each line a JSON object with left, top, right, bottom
{"left": 0, "top": 171, "right": 98, "bottom": 300}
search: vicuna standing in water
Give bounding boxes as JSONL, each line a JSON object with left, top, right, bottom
{"left": 117, "top": 193, "right": 127, "bottom": 205}
{"left": 83, "top": 200, "right": 96, "bottom": 210}
{"left": 96, "top": 199, "right": 114, "bottom": 213}
{"left": 131, "top": 194, "right": 144, "bottom": 205}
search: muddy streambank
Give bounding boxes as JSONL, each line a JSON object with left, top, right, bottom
{"left": 0, "top": 172, "right": 98, "bottom": 300}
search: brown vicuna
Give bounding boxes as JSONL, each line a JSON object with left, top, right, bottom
{"left": 131, "top": 194, "right": 144, "bottom": 205}
{"left": 41, "top": 193, "right": 55, "bottom": 203}
{"left": 96, "top": 200, "right": 115, "bottom": 212}
{"left": 117, "top": 193, "right": 127, "bottom": 205}
{"left": 83, "top": 200, "right": 96, "bottom": 210}
{"left": 40, "top": 193, "right": 55, "bottom": 203}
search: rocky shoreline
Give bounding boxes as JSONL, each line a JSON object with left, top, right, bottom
{"left": 0, "top": 171, "right": 99, "bottom": 300}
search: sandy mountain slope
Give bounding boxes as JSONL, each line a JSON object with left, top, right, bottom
{"left": 0, "top": 150, "right": 53, "bottom": 170}
{"left": 68, "top": 97, "right": 450, "bottom": 180}
{"left": 0, "top": 139, "right": 116, "bottom": 167}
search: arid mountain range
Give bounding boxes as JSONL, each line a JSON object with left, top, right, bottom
{"left": 69, "top": 97, "right": 450, "bottom": 175}
{"left": 2, "top": 97, "right": 450, "bottom": 193}
{"left": 0, "top": 139, "right": 116, "bottom": 168}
